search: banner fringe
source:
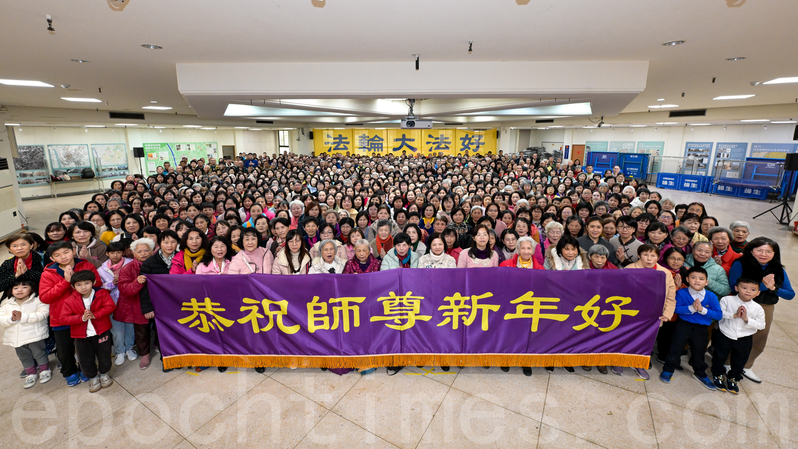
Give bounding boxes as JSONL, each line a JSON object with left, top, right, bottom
{"left": 162, "top": 353, "right": 650, "bottom": 370}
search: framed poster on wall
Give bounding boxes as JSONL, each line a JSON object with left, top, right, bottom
{"left": 683, "top": 142, "right": 713, "bottom": 176}
{"left": 47, "top": 144, "right": 92, "bottom": 179}
{"left": 91, "top": 143, "right": 129, "bottom": 178}
{"left": 13, "top": 144, "right": 49, "bottom": 186}
{"left": 750, "top": 143, "right": 798, "bottom": 159}
{"left": 714, "top": 142, "right": 748, "bottom": 179}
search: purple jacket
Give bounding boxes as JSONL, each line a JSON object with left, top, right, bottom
{"left": 343, "top": 255, "right": 381, "bottom": 274}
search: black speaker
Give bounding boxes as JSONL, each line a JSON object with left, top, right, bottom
{"left": 793, "top": 124, "right": 798, "bottom": 141}
{"left": 133, "top": 147, "right": 144, "bottom": 158}
{"left": 308, "top": 131, "right": 314, "bottom": 140}
{"left": 785, "top": 153, "right": 798, "bottom": 171}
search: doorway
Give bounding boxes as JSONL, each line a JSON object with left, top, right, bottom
{"left": 222, "top": 145, "right": 235, "bottom": 158}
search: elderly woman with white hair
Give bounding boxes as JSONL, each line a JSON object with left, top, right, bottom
{"left": 116, "top": 237, "right": 156, "bottom": 370}
{"left": 500, "top": 236, "right": 543, "bottom": 270}
{"left": 729, "top": 220, "right": 750, "bottom": 254}
{"left": 289, "top": 200, "right": 305, "bottom": 230}
{"left": 309, "top": 239, "right": 347, "bottom": 274}
{"left": 535, "top": 221, "right": 564, "bottom": 266}
{"left": 587, "top": 244, "right": 618, "bottom": 270}
{"left": 343, "top": 239, "right": 382, "bottom": 273}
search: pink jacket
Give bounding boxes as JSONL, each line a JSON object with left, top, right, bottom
{"left": 195, "top": 260, "right": 231, "bottom": 275}
{"left": 228, "top": 247, "right": 271, "bottom": 274}
{"left": 456, "top": 250, "right": 499, "bottom": 268}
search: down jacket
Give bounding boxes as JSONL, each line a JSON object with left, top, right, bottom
{"left": 0, "top": 294, "right": 49, "bottom": 347}
{"left": 684, "top": 255, "right": 732, "bottom": 298}
{"left": 39, "top": 259, "right": 102, "bottom": 327}
{"left": 60, "top": 288, "right": 115, "bottom": 339}
{"left": 115, "top": 258, "right": 148, "bottom": 324}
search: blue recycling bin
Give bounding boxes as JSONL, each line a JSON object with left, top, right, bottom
{"left": 678, "top": 174, "right": 704, "bottom": 192}
{"left": 619, "top": 153, "right": 650, "bottom": 180}
{"left": 656, "top": 173, "right": 680, "bottom": 189}
{"left": 586, "top": 152, "right": 619, "bottom": 174}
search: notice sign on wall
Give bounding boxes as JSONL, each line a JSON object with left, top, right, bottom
{"left": 714, "top": 142, "right": 748, "bottom": 179}
{"left": 750, "top": 143, "right": 798, "bottom": 159}
{"left": 684, "top": 142, "right": 713, "bottom": 176}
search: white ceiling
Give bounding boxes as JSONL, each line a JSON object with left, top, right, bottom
{"left": 1, "top": 0, "right": 798, "bottom": 127}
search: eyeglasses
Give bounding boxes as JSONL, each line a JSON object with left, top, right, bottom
{"left": 667, "top": 257, "right": 684, "bottom": 263}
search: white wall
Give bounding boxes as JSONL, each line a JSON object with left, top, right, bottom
{"left": 529, "top": 123, "right": 797, "bottom": 159}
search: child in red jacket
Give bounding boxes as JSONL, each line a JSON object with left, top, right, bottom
{"left": 39, "top": 241, "right": 101, "bottom": 386}
{"left": 61, "top": 270, "right": 115, "bottom": 393}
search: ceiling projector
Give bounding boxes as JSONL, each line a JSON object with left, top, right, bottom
{"left": 401, "top": 116, "right": 433, "bottom": 129}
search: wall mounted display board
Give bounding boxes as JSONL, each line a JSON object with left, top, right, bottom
{"left": 143, "top": 142, "right": 219, "bottom": 175}
{"left": 13, "top": 144, "right": 49, "bottom": 186}
{"left": 714, "top": 142, "right": 748, "bottom": 179}
{"left": 609, "top": 141, "right": 635, "bottom": 153}
{"left": 750, "top": 143, "right": 798, "bottom": 159}
{"left": 91, "top": 144, "right": 128, "bottom": 178}
{"left": 585, "top": 141, "right": 609, "bottom": 153}
{"left": 684, "top": 142, "right": 713, "bottom": 176}
{"left": 47, "top": 144, "right": 91, "bottom": 179}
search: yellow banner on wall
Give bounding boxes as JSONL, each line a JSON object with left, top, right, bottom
{"left": 454, "top": 129, "right": 497, "bottom": 156}
{"left": 313, "top": 128, "right": 496, "bottom": 157}
{"left": 313, "top": 129, "right": 354, "bottom": 156}
{"left": 351, "top": 129, "right": 388, "bottom": 156}
{"left": 422, "top": 130, "right": 455, "bottom": 157}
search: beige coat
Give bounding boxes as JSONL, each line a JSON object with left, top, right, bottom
{"left": 271, "top": 250, "right": 312, "bottom": 275}
{"left": 626, "top": 261, "right": 677, "bottom": 320}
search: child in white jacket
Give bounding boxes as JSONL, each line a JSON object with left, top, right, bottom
{"left": 0, "top": 279, "right": 51, "bottom": 388}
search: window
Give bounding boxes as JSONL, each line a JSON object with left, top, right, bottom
{"left": 278, "top": 130, "right": 290, "bottom": 154}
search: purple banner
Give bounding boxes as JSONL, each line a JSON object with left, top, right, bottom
{"left": 147, "top": 269, "right": 666, "bottom": 369}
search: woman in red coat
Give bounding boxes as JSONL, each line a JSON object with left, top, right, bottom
{"left": 498, "top": 236, "right": 542, "bottom": 377}
{"left": 116, "top": 238, "right": 155, "bottom": 370}
{"left": 587, "top": 245, "right": 619, "bottom": 270}
{"left": 499, "top": 237, "right": 545, "bottom": 270}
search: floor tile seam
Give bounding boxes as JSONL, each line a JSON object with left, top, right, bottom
{"left": 324, "top": 408, "right": 403, "bottom": 449}
{"left": 290, "top": 408, "right": 331, "bottom": 449}
{"left": 646, "top": 393, "right": 776, "bottom": 435}
{"left": 413, "top": 381, "right": 453, "bottom": 449}
{"left": 642, "top": 382, "right": 661, "bottom": 449}
{"left": 739, "top": 382, "right": 792, "bottom": 447}
{"left": 445, "top": 381, "right": 548, "bottom": 424}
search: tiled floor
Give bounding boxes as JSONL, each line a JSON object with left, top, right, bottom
{"left": 1, "top": 191, "right": 796, "bottom": 448}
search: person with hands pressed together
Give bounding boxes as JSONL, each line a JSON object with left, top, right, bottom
{"left": 60, "top": 270, "right": 116, "bottom": 393}
{"left": 139, "top": 230, "right": 180, "bottom": 372}
{"left": 0, "top": 233, "right": 44, "bottom": 296}
{"left": 69, "top": 221, "right": 109, "bottom": 269}
{"left": 727, "top": 237, "right": 794, "bottom": 383}
{"left": 116, "top": 239, "right": 155, "bottom": 370}
{"left": 659, "top": 267, "right": 723, "bottom": 389}
{"left": 710, "top": 278, "right": 766, "bottom": 394}
{"left": 39, "top": 241, "right": 101, "bottom": 386}
{"left": 0, "top": 279, "right": 51, "bottom": 389}
{"left": 98, "top": 241, "right": 134, "bottom": 366}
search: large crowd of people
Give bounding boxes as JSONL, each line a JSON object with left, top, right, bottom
{"left": 0, "top": 151, "right": 793, "bottom": 395}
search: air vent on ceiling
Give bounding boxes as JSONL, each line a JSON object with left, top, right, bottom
{"left": 535, "top": 119, "right": 554, "bottom": 123}
{"left": 0, "top": 158, "right": 8, "bottom": 170}
{"left": 345, "top": 123, "right": 364, "bottom": 126}
{"left": 256, "top": 120, "right": 274, "bottom": 124}
{"left": 109, "top": 112, "right": 145, "bottom": 120}
{"left": 669, "top": 109, "right": 706, "bottom": 118}
{"left": 443, "top": 122, "right": 463, "bottom": 126}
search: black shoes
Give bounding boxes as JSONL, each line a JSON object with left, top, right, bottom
{"left": 522, "top": 367, "right": 532, "bottom": 377}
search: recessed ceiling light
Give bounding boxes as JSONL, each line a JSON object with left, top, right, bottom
{"left": 763, "top": 77, "right": 798, "bottom": 85}
{"left": 114, "top": 123, "right": 138, "bottom": 126}
{"left": 601, "top": 124, "right": 612, "bottom": 127}
{"left": 741, "top": 119, "right": 769, "bottom": 122}
{"left": 4, "top": 123, "right": 20, "bottom": 126}
{"left": 141, "top": 44, "right": 163, "bottom": 50}
{"left": 200, "top": 127, "right": 216, "bottom": 130}
{"left": 726, "top": 57, "right": 746, "bottom": 61}
{"left": 548, "top": 125, "right": 563, "bottom": 128}
{"left": 149, "top": 100, "right": 158, "bottom": 104}
{"left": 70, "top": 59, "right": 90, "bottom": 63}
{"left": 234, "top": 127, "right": 249, "bottom": 129}
{"left": 662, "top": 40, "right": 685, "bottom": 46}
{"left": 656, "top": 122, "right": 678, "bottom": 125}
{"left": 183, "top": 125, "right": 202, "bottom": 128}
{"left": 656, "top": 98, "right": 665, "bottom": 102}
{"left": 771, "top": 120, "right": 797, "bottom": 124}
{"left": 713, "top": 95, "right": 755, "bottom": 100}
{"left": 248, "top": 128, "right": 262, "bottom": 131}
{"left": 153, "top": 126, "right": 166, "bottom": 129}
{"left": 630, "top": 125, "right": 647, "bottom": 127}
{"left": 61, "top": 97, "right": 102, "bottom": 102}
{"left": 648, "top": 104, "right": 679, "bottom": 109}
{"left": 689, "top": 123, "right": 710, "bottom": 126}
{"left": 142, "top": 106, "right": 172, "bottom": 110}
{"left": 84, "top": 125, "right": 106, "bottom": 128}
{"left": 0, "top": 79, "right": 54, "bottom": 87}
